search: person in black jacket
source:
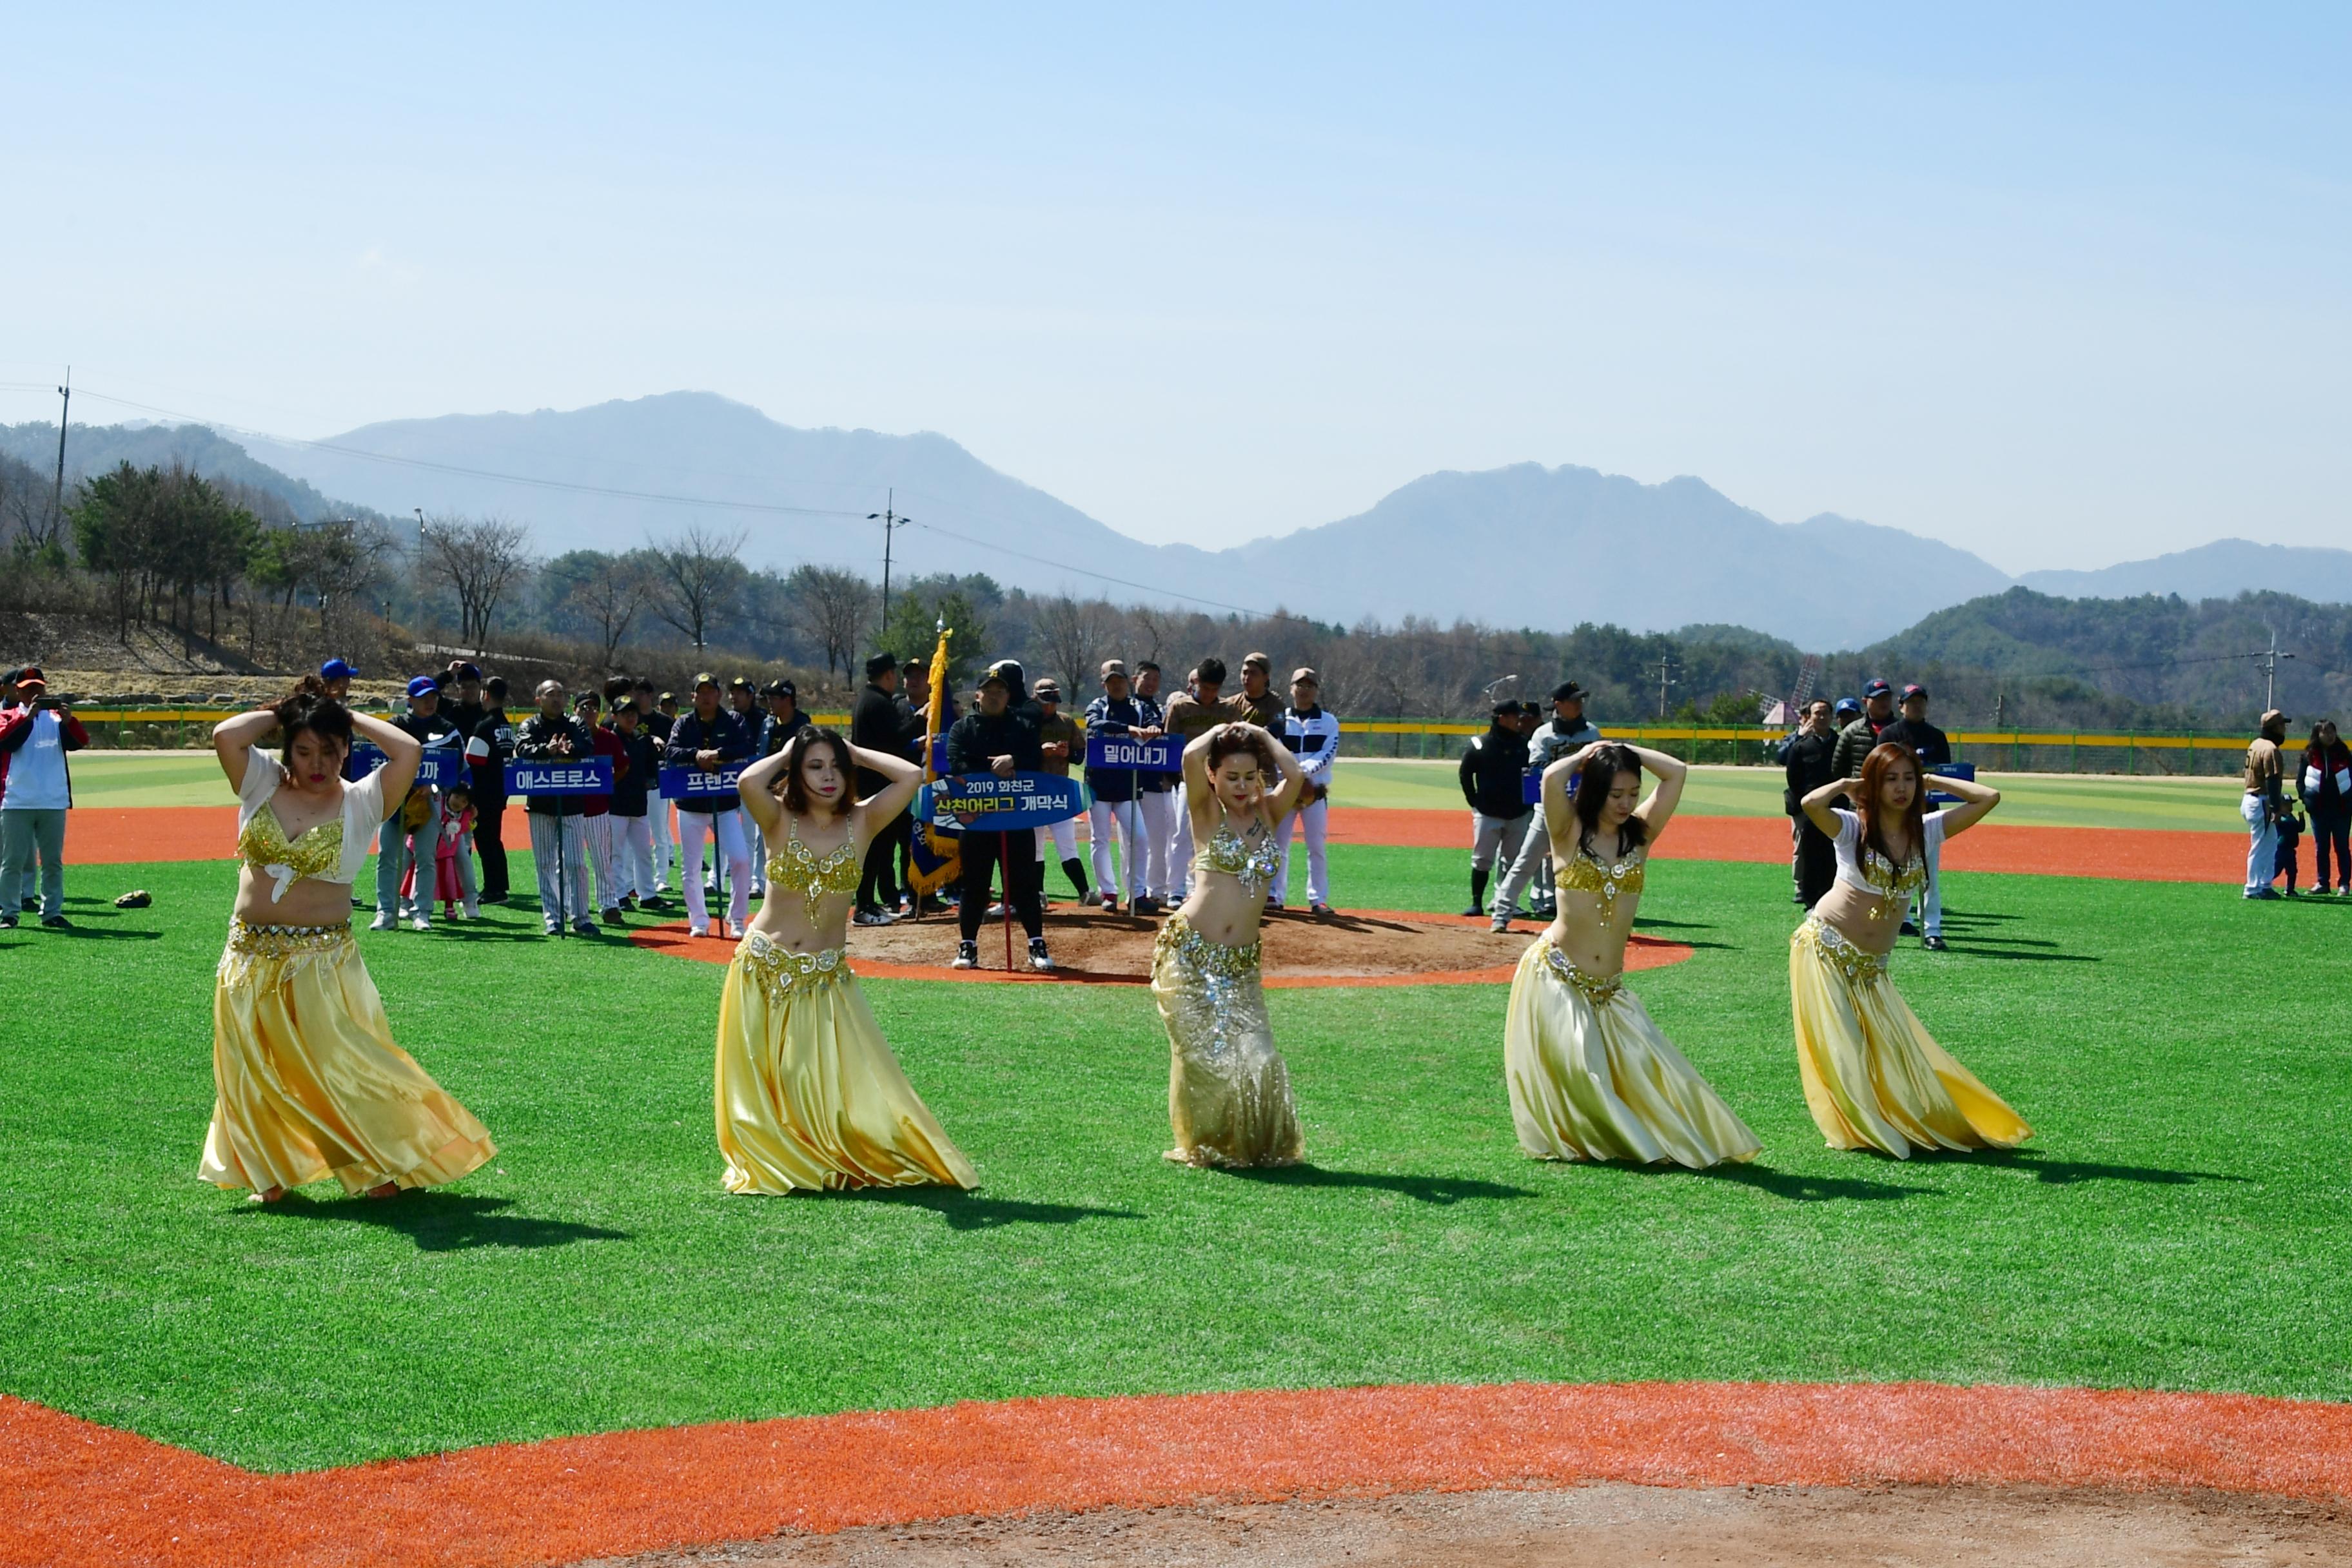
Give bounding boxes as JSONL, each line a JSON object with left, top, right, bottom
{"left": 463, "top": 676, "right": 516, "bottom": 903}
{"left": 514, "top": 679, "right": 598, "bottom": 936}
{"left": 1830, "top": 677, "right": 1898, "bottom": 781}
{"left": 662, "top": 672, "right": 756, "bottom": 938}
{"left": 1783, "top": 699, "right": 1841, "bottom": 908}
{"left": 1876, "top": 683, "right": 1954, "bottom": 947}
{"left": 850, "top": 652, "right": 914, "bottom": 923}
{"left": 1458, "top": 701, "right": 1533, "bottom": 917}
{"left": 632, "top": 676, "right": 676, "bottom": 896}
{"left": 946, "top": 663, "right": 1052, "bottom": 972}
{"left": 608, "top": 697, "right": 663, "bottom": 911}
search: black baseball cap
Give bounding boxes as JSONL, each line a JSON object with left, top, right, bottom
{"left": 1492, "top": 700, "right": 1520, "bottom": 717}
{"left": 865, "top": 652, "right": 899, "bottom": 677}
{"left": 1550, "top": 681, "right": 1585, "bottom": 703}
{"left": 761, "top": 680, "right": 797, "bottom": 699}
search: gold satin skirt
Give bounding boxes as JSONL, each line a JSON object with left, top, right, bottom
{"left": 1152, "top": 914, "right": 1303, "bottom": 1168}
{"left": 1504, "top": 940, "right": 1761, "bottom": 1168}
{"left": 200, "top": 921, "right": 496, "bottom": 1195}
{"left": 715, "top": 932, "right": 977, "bottom": 1193}
{"left": 1790, "top": 917, "right": 2032, "bottom": 1157}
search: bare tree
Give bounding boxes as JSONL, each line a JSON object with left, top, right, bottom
{"left": 562, "top": 553, "right": 656, "bottom": 673}
{"left": 652, "top": 524, "right": 748, "bottom": 652}
{"left": 786, "top": 564, "right": 873, "bottom": 681}
{"left": 423, "top": 513, "right": 534, "bottom": 652}
{"left": 1034, "top": 593, "right": 1116, "bottom": 691}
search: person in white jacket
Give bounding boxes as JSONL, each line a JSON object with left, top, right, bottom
{"left": 1273, "top": 668, "right": 1340, "bottom": 915}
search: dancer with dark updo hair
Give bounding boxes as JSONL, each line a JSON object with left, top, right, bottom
{"left": 1504, "top": 741, "right": 1759, "bottom": 1168}
{"left": 1155, "top": 721, "right": 1310, "bottom": 1168}
{"left": 1792, "top": 742, "right": 2027, "bottom": 1157}
{"left": 714, "top": 725, "right": 975, "bottom": 1192}
{"left": 201, "top": 680, "right": 495, "bottom": 1201}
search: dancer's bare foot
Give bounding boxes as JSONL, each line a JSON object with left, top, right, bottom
{"left": 250, "top": 1185, "right": 286, "bottom": 1204}
{"left": 364, "top": 1181, "right": 400, "bottom": 1200}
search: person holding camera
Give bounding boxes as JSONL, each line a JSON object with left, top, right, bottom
{"left": 0, "top": 668, "right": 88, "bottom": 929}
{"left": 1273, "top": 667, "right": 1339, "bottom": 916}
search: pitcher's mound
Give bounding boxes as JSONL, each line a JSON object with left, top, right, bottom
{"left": 634, "top": 907, "right": 1692, "bottom": 988}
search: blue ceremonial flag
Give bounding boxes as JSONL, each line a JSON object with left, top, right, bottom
{"left": 351, "top": 743, "right": 464, "bottom": 788}
{"left": 502, "top": 758, "right": 615, "bottom": 795}
{"left": 919, "top": 772, "right": 1085, "bottom": 831}
{"left": 1085, "top": 734, "right": 1179, "bottom": 770}
{"left": 658, "top": 764, "right": 744, "bottom": 800}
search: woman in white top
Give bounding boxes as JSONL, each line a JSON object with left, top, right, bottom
{"left": 202, "top": 678, "right": 496, "bottom": 1202}
{"left": 1791, "top": 742, "right": 2028, "bottom": 1157}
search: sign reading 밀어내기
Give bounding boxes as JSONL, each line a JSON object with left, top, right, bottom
{"left": 919, "top": 771, "right": 1085, "bottom": 831}
{"left": 502, "top": 758, "right": 615, "bottom": 795}
{"left": 1084, "top": 734, "right": 1179, "bottom": 771}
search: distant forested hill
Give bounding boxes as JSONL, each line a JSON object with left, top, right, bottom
{"left": 1814, "top": 588, "right": 2352, "bottom": 732}
{"left": 0, "top": 423, "right": 380, "bottom": 528}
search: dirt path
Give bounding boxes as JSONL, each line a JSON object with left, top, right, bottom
{"left": 588, "top": 1482, "right": 2352, "bottom": 1567}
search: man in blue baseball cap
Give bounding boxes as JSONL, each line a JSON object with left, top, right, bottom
{"left": 319, "top": 658, "right": 358, "bottom": 700}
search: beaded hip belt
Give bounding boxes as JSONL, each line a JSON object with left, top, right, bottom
{"left": 738, "top": 929, "right": 851, "bottom": 1001}
{"left": 1157, "top": 914, "right": 1262, "bottom": 979}
{"left": 226, "top": 919, "right": 354, "bottom": 958}
{"left": 1800, "top": 916, "right": 1889, "bottom": 983}
{"left": 1540, "top": 941, "right": 1624, "bottom": 1004}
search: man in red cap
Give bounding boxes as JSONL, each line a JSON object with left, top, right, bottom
{"left": 0, "top": 667, "right": 90, "bottom": 928}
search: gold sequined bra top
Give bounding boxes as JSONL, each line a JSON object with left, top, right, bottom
{"left": 1558, "top": 845, "right": 1645, "bottom": 912}
{"left": 236, "top": 804, "right": 344, "bottom": 903}
{"left": 768, "top": 818, "right": 861, "bottom": 923}
{"left": 1195, "top": 819, "right": 1283, "bottom": 895}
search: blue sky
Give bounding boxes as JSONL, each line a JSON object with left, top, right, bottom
{"left": 3, "top": 5, "right": 2346, "bottom": 571}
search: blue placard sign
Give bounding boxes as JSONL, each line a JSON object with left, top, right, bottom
{"left": 918, "top": 772, "right": 1085, "bottom": 830}
{"left": 502, "top": 757, "right": 615, "bottom": 795}
{"left": 1086, "top": 734, "right": 1179, "bottom": 770}
{"left": 351, "top": 743, "right": 464, "bottom": 789}
{"left": 658, "top": 764, "right": 745, "bottom": 800}
{"left": 1926, "top": 760, "right": 1975, "bottom": 806}
{"left": 1522, "top": 767, "right": 1583, "bottom": 805}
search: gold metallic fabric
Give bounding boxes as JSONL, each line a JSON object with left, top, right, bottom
{"left": 1556, "top": 845, "right": 1645, "bottom": 912}
{"left": 1790, "top": 917, "right": 2031, "bottom": 1157}
{"left": 767, "top": 817, "right": 861, "bottom": 925}
{"left": 1151, "top": 914, "right": 1302, "bottom": 1168}
{"left": 1193, "top": 821, "right": 1282, "bottom": 896}
{"left": 200, "top": 921, "right": 496, "bottom": 1195}
{"left": 1504, "top": 941, "right": 1759, "bottom": 1168}
{"left": 236, "top": 804, "right": 344, "bottom": 903}
{"left": 714, "top": 931, "right": 977, "bottom": 1193}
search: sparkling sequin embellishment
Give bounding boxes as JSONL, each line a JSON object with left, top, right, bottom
{"left": 1155, "top": 914, "right": 1262, "bottom": 1067}
{"left": 219, "top": 919, "right": 355, "bottom": 986}
{"left": 738, "top": 928, "right": 850, "bottom": 1003}
{"left": 1860, "top": 844, "right": 1928, "bottom": 897}
{"left": 1194, "top": 818, "right": 1282, "bottom": 897}
{"left": 1799, "top": 916, "right": 1890, "bottom": 983}
{"left": 1540, "top": 941, "right": 1625, "bottom": 1004}
{"left": 1558, "top": 845, "right": 1645, "bottom": 913}
{"left": 767, "top": 818, "right": 861, "bottom": 925}
{"left": 237, "top": 804, "right": 344, "bottom": 903}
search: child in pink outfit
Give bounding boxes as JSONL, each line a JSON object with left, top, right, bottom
{"left": 433, "top": 789, "right": 476, "bottom": 917}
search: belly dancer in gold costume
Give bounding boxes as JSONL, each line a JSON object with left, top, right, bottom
{"left": 1792, "top": 743, "right": 2029, "bottom": 1157}
{"left": 1155, "top": 721, "right": 1311, "bottom": 1168}
{"left": 716, "top": 725, "right": 976, "bottom": 1193}
{"left": 202, "top": 680, "right": 496, "bottom": 1201}
{"left": 1504, "top": 741, "right": 1759, "bottom": 1168}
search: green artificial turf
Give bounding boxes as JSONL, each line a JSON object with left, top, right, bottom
{"left": 1337, "top": 759, "right": 2247, "bottom": 830}
{"left": 4, "top": 845, "right": 2349, "bottom": 1473}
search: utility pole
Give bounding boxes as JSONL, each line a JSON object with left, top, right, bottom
{"left": 49, "top": 368, "right": 70, "bottom": 540}
{"left": 1653, "top": 655, "right": 1680, "bottom": 718}
{"left": 2256, "top": 627, "right": 2295, "bottom": 712}
{"left": 867, "top": 490, "right": 912, "bottom": 635}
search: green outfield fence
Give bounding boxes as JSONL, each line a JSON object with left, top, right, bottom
{"left": 73, "top": 708, "right": 2264, "bottom": 776}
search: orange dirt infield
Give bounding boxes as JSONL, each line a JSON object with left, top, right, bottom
{"left": 628, "top": 909, "right": 1694, "bottom": 988}
{"left": 64, "top": 805, "right": 2241, "bottom": 883}
{"left": 9, "top": 1380, "right": 2352, "bottom": 1568}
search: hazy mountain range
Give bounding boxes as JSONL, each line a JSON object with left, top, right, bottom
{"left": 8, "top": 390, "right": 2347, "bottom": 651}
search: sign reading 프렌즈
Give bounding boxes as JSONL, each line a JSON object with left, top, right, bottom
{"left": 502, "top": 758, "right": 615, "bottom": 795}
{"left": 658, "top": 765, "right": 745, "bottom": 799}
{"left": 1084, "top": 734, "right": 1179, "bottom": 770}
{"left": 919, "top": 771, "right": 1085, "bottom": 831}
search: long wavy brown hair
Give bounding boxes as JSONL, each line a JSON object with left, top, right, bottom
{"left": 1856, "top": 741, "right": 1927, "bottom": 863}
{"left": 778, "top": 727, "right": 854, "bottom": 818}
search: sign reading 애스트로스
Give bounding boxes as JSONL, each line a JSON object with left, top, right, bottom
{"left": 502, "top": 758, "right": 615, "bottom": 795}
{"left": 1084, "top": 734, "right": 1179, "bottom": 771}
{"left": 351, "top": 743, "right": 464, "bottom": 789}
{"left": 658, "top": 764, "right": 745, "bottom": 800}
{"left": 919, "top": 771, "right": 1085, "bottom": 831}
